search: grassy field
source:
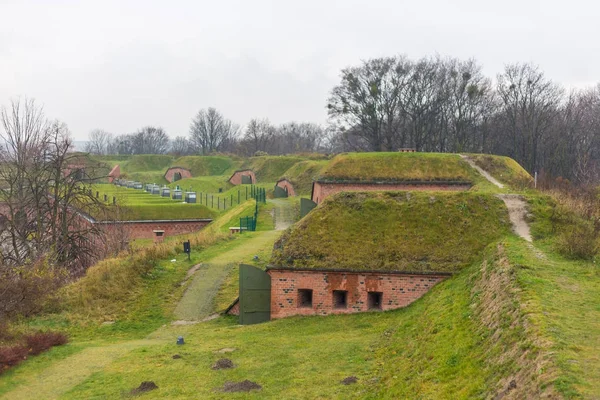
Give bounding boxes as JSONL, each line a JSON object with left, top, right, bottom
{"left": 320, "top": 152, "right": 477, "bottom": 182}
{"left": 2, "top": 152, "right": 597, "bottom": 399}
{"left": 272, "top": 191, "right": 511, "bottom": 272}
{"left": 91, "top": 184, "right": 216, "bottom": 220}
{"left": 173, "top": 156, "right": 242, "bottom": 176}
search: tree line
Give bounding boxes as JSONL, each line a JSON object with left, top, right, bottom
{"left": 86, "top": 55, "right": 599, "bottom": 185}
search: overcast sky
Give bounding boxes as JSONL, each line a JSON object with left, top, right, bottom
{"left": 1, "top": 0, "right": 598, "bottom": 141}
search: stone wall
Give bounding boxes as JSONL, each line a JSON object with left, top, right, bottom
{"left": 311, "top": 181, "right": 472, "bottom": 204}
{"left": 164, "top": 167, "right": 192, "bottom": 183}
{"left": 229, "top": 170, "right": 256, "bottom": 185}
{"left": 276, "top": 179, "right": 296, "bottom": 196}
{"left": 268, "top": 268, "right": 449, "bottom": 319}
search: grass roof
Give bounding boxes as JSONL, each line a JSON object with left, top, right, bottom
{"left": 319, "top": 152, "right": 476, "bottom": 182}
{"left": 271, "top": 191, "right": 510, "bottom": 273}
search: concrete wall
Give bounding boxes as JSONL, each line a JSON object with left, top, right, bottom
{"left": 268, "top": 268, "right": 449, "bottom": 319}
{"left": 164, "top": 167, "right": 192, "bottom": 183}
{"left": 229, "top": 170, "right": 256, "bottom": 185}
{"left": 276, "top": 179, "right": 296, "bottom": 197}
{"left": 97, "top": 219, "right": 212, "bottom": 240}
{"left": 108, "top": 164, "right": 121, "bottom": 183}
{"left": 311, "top": 181, "right": 472, "bottom": 204}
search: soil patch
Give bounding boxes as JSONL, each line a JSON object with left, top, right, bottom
{"left": 212, "top": 358, "right": 234, "bottom": 370}
{"left": 221, "top": 380, "right": 262, "bottom": 393}
{"left": 130, "top": 381, "right": 158, "bottom": 395}
{"left": 497, "top": 194, "right": 532, "bottom": 242}
{"left": 341, "top": 376, "right": 358, "bottom": 385}
{"left": 172, "top": 354, "right": 182, "bottom": 359}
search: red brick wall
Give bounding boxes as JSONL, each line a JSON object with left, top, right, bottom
{"left": 229, "top": 170, "right": 256, "bottom": 185}
{"left": 311, "top": 182, "right": 472, "bottom": 204}
{"left": 276, "top": 179, "right": 296, "bottom": 196}
{"left": 97, "top": 219, "right": 211, "bottom": 240}
{"left": 108, "top": 165, "right": 121, "bottom": 183}
{"left": 268, "top": 269, "right": 448, "bottom": 319}
{"left": 226, "top": 300, "right": 240, "bottom": 316}
{"left": 164, "top": 167, "right": 192, "bottom": 183}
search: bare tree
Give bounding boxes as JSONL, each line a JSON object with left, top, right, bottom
{"left": 0, "top": 98, "right": 106, "bottom": 273}
{"left": 130, "top": 126, "right": 170, "bottom": 154}
{"left": 84, "top": 129, "right": 113, "bottom": 155}
{"left": 242, "top": 118, "right": 276, "bottom": 155}
{"left": 189, "top": 108, "right": 239, "bottom": 155}
{"left": 170, "top": 136, "right": 194, "bottom": 156}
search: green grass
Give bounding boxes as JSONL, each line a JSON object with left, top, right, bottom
{"left": 242, "top": 156, "right": 307, "bottom": 182}
{"left": 174, "top": 156, "right": 242, "bottom": 176}
{"left": 123, "top": 155, "right": 174, "bottom": 173}
{"left": 469, "top": 154, "right": 533, "bottom": 189}
{"left": 91, "top": 184, "right": 216, "bottom": 220}
{"left": 272, "top": 191, "right": 511, "bottom": 273}
{"left": 168, "top": 175, "right": 232, "bottom": 194}
{"left": 320, "top": 152, "right": 477, "bottom": 182}
{"left": 279, "top": 160, "right": 329, "bottom": 195}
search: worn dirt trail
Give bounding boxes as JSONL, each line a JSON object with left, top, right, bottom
{"left": 0, "top": 340, "right": 161, "bottom": 400}
{"left": 497, "top": 194, "right": 532, "bottom": 242}
{"left": 270, "top": 198, "right": 297, "bottom": 231}
{"left": 173, "top": 230, "right": 280, "bottom": 322}
{"left": 461, "top": 155, "right": 532, "bottom": 242}
{"left": 460, "top": 154, "right": 505, "bottom": 189}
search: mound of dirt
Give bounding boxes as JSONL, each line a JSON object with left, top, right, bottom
{"left": 341, "top": 376, "right": 358, "bottom": 385}
{"left": 130, "top": 381, "right": 158, "bottom": 395}
{"left": 221, "top": 380, "right": 262, "bottom": 392}
{"left": 212, "top": 358, "right": 234, "bottom": 370}
{"left": 172, "top": 354, "right": 182, "bottom": 359}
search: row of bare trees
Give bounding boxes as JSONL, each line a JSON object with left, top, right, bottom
{"left": 328, "top": 55, "right": 599, "bottom": 184}
{"left": 85, "top": 55, "right": 599, "bottom": 184}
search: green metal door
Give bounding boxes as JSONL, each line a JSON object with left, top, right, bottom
{"left": 300, "top": 198, "right": 317, "bottom": 218}
{"left": 239, "top": 264, "right": 271, "bottom": 325}
{"left": 241, "top": 175, "right": 252, "bottom": 184}
{"left": 273, "top": 185, "right": 288, "bottom": 198}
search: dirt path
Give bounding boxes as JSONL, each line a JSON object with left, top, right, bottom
{"left": 270, "top": 198, "right": 297, "bottom": 231}
{"left": 173, "top": 231, "right": 280, "bottom": 321}
{"left": 460, "top": 155, "right": 505, "bottom": 189}
{"left": 0, "top": 340, "right": 161, "bottom": 400}
{"left": 497, "top": 194, "right": 532, "bottom": 242}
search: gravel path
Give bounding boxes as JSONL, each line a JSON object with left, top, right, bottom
{"left": 270, "top": 198, "right": 297, "bottom": 231}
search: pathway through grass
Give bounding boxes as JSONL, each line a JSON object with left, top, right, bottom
{"left": 0, "top": 339, "right": 162, "bottom": 400}
{"left": 173, "top": 231, "right": 280, "bottom": 321}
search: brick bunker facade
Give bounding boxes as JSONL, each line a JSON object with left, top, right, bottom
{"left": 97, "top": 219, "right": 211, "bottom": 240}
{"left": 311, "top": 181, "right": 472, "bottom": 204}
{"left": 164, "top": 167, "right": 192, "bottom": 183}
{"left": 276, "top": 179, "right": 296, "bottom": 196}
{"left": 268, "top": 268, "right": 450, "bottom": 319}
{"left": 228, "top": 170, "right": 256, "bottom": 185}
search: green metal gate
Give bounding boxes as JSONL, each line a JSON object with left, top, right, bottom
{"left": 300, "top": 198, "right": 317, "bottom": 218}
{"left": 273, "top": 185, "right": 288, "bottom": 198}
{"left": 239, "top": 264, "right": 271, "bottom": 325}
{"left": 241, "top": 175, "right": 252, "bottom": 184}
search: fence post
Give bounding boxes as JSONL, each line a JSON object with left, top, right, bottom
{"left": 212, "top": 196, "right": 214, "bottom": 208}
{"left": 238, "top": 190, "right": 240, "bottom": 204}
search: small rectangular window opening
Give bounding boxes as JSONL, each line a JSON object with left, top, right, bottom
{"left": 368, "top": 292, "right": 383, "bottom": 310}
{"left": 333, "top": 290, "right": 348, "bottom": 309}
{"left": 298, "top": 289, "right": 313, "bottom": 308}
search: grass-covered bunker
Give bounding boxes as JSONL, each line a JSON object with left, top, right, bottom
{"left": 311, "top": 153, "right": 475, "bottom": 204}
{"left": 264, "top": 191, "right": 510, "bottom": 319}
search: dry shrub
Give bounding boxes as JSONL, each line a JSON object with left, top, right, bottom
{"left": 0, "top": 344, "right": 28, "bottom": 373}
{"left": 0, "top": 260, "right": 64, "bottom": 321}
{"left": 24, "top": 331, "right": 68, "bottom": 356}
{"left": 557, "top": 224, "right": 598, "bottom": 260}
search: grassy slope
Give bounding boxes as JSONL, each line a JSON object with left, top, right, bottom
{"left": 469, "top": 154, "right": 534, "bottom": 189}
{"left": 174, "top": 156, "right": 242, "bottom": 176}
{"left": 279, "top": 160, "right": 329, "bottom": 195}
{"left": 320, "top": 152, "right": 477, "bottom": 182}
{"left": 242, "top": 156, "right": 307, "bottom": 182}
{"left": 272, "top": 191, "right": 511, "bottom": 272}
